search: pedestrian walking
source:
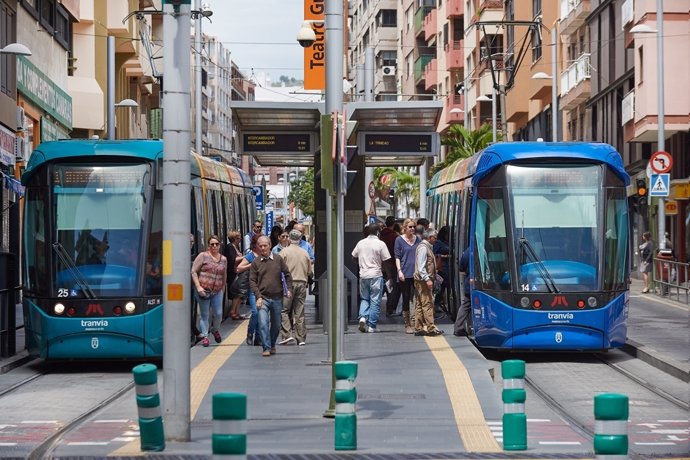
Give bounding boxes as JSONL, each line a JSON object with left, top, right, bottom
{"left": 395, "top": 218, "right": 421, "bottom": 334}
{"left": 454, "top": 247, "right": 472, "bottom": 336}
{"left": 638, "top": 232, "right": 652, "bottom": 293}
{"left": 237, "top": 233, "right": 262, "bottom": 346}
{"left": 413, "top": 229, "right": 444, "bottom": 336}
{"left": 278, "top": 230, "right": 312, "bottom": 345}
{"left": 244, "top": 220, "right": 263, "bottom": 253}
{"left": 225, "top": 230, "right": 245, "bottom": 320}
{"left": 272, "top": 230, "right": 290, "bottom": 254}
{"left": 191, "top": 235, "right": 228, "bottom": 347}
{"left": 379, "top": 216, "right": 401, "bottom": 315}
{"left": 249, "top": 235, "right": 293, "bottom": 357}
{"left": 352, "top": 224, "right": 392, "bottom": 333}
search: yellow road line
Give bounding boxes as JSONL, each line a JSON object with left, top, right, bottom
{"left": 424, "top": 335, "right": 502, "bottom": 453}
{"left": 109, "top": 321, "right": 247, "bottom": 456}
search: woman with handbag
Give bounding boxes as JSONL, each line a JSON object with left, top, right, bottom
{"left": 225, "top": 230, "right": 245, "bottom": 320}
{"left": 639, "top": 231, "right": 653, "bottom": 293}
{"left": 191, "top": 235, "right": 228, "bottom": 347}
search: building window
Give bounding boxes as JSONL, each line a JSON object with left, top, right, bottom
{"left": 0, "top": 1, "right": 17, "bottom": 97}
{"left": 381, "top": 50, "right": 396, "bottom": 67}
{"left": 21, "top": 0, "right": 71, "bottom": 51}
{"left": 377, "top": 9, "right": 396, "bottom": 27}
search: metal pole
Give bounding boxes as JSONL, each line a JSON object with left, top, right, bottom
{"left": 324, "top": 0, "right": 344, "bottom": 417}
{"left": 162, "top": 0, "right": 192, "bottom": 440}
{"left": 107, "top": 36, "right": 115, "bottom": 139}
{"left": 364, "top": 47, "right": 374, "bottom": 218}
{"left": 551, "top": 24, "right": 558, "bottom": 141}
{"left": 419, "top": 161, "right": 427, "bottom": 218}
{"left": 463, "top": 83, "right": 469, "bottom": 130}
{"left": 195, "top": 0, "right": 202, "bottom": 154}
{"left": 491, "top": 86, "right": 497, "bottom": 142}
{"left": 499, "top": 84, "right": 508, "bottom": 140}
{"left": 656, "top": 0, "right": 665, "bottom": 249}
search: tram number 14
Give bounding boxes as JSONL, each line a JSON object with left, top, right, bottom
{"left": 521, "top": 284, "right": 530, "bottom": 292}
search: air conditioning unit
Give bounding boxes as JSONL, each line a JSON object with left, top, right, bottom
{"left": 381, "top": 66, "right": 396, "bottom": 76}
{"left": 16, "top": 106, "right": 26, "bottom": 131}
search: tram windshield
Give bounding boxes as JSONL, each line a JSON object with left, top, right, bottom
{"left": 51, "top": 163, "right": 148, "bottom": 297}
{"left": 507, "top": 165, "right": 600, "bottom": 292}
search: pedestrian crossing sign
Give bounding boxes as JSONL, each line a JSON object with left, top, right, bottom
{"left": 650, "top": 173, "right": 670, "bottom": 197}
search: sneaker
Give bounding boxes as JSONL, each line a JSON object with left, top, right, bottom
{"left": 427, "top": 329, "right": 445, "bottom": 337}
{"left": 414, "top": 330, "right": 427, "bottom": 336}
{"left": 358, "top": 317, "right": 367, "bottom": 333}
{"left": 298, "top": 341, "right": 306, "bottom": 346}
{"left": 202, "top": 337, "right": 210, "bottom": 347}
{"left": 212, "top": 331, "right": 222, "bottom": 343}
{"left": 246, "top": 332, "right": 254, "bottom": 345}
{"left": 262, "top": 350, "right": 270, "bottom": 357}
{"left": 367, "top": 326, "right": 377, "bottom": 333}
{"left": 270, "top": 347, "right": 277, "bottom": 355}
{"left": 278, "top": 337, "right": 296, "bottom": 345}
{"left": 405, "top": 325, "right": 414, "bottom": 334}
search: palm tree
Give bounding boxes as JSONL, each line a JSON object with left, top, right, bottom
{"left": 431, "top": 123, "right": 499, "bottom": 176}
{"left": 373, "top": 166, "right": 420, "bottom": 216}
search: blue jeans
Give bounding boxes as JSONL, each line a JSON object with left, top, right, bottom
{"left": 358, "top": 277, "right": 383, "bottom": 328}
{"left": 198, "top": 290, "right": 223, "bottom": 337}
{"left": 247, "top": 291, "right": 258, "bottom": 335}
{"left": 257, "top": 297, "right": 282, "bottom": 351}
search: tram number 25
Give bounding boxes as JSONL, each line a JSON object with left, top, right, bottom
{"left": 58, "top": 288, "right": 69, "bottom": 298}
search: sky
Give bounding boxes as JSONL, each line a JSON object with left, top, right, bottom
{"left": 203, "top": 1, "right": 305, "bottom": 83}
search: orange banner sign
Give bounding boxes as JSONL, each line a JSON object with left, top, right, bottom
{"left": 304, "top": 0, "right": 325, "bottom": 90}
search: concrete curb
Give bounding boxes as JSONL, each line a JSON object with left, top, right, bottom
{"left": 0, "top": 350, "right": 34, "bottom": 375}
{"left": 622, "top": 339, "right": 689, "bottom": 383}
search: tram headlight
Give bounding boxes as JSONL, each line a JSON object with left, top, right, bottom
{"left": 520, "top": 297, "right": 530, "bottom": 308}
{"left": 124, "top": 301, "right": 136, "bottom": 314}
{"left": 54, "top": 303, "right": 65, "bottom": 315}
{"left": 587, "top": 296, "right": 597, "bottom": 308}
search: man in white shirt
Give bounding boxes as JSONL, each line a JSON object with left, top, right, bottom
{"left": 352, "top": 224, "right": 392, "bottom": 333}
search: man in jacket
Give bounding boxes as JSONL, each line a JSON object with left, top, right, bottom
{"left": 413, "top": 229, "right": 444, "bottom": 336}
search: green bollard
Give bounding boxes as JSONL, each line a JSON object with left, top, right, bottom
{"left": 501, "top": 359, "right": 527, "bottom": 451}
{"left": 132, "top": 363, "right": 165, "bottom": 452}
{"left": 334, "top": 361, "right": 358, "bottom": 450}
{"left": 594, "top": 393, "right": 628, "bottom": 459}
{"left": 212, "top": 393, "right": 247, "bottom": 459}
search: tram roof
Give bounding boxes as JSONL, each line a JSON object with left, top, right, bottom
{"left": 23, "top": 139, "right": 164, "bottom": 183}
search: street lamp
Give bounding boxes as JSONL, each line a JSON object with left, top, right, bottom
{"left": 114, "top": 98, "right": 138, "bottom": 108}
{"left": 0, "top": 43, "right": 32, "bottom": 56}
{"left": 631, "top": 3, "right": 666, "bottom": 249}
{"left": 532, "top": 70, "right": 558, "bottom": 141}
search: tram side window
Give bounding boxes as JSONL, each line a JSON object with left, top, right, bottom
{"left": 474, "top": 188, "right": 510, "bottom": 290}
{"left": 603, "top": 189, "right": 629, "bottom": 290}
{"left": 146, "top": 194, "right": 163, "bottom": 295}
{"left": 24, "top": 188, "right": 48, "bottom": 295}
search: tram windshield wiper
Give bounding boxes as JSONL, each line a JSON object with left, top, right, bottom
{"left": 52, "top": 242, "right": 96, "bottom": 299}
{"left": 518, "top": 236, "right": 560, "bottom": 293}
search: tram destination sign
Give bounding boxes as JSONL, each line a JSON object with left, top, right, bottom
{"left": 241, "top": 132, "right": 312, "bottom": 154}
{"left": 358, "top": 132, "right": 439, "bottom": 156}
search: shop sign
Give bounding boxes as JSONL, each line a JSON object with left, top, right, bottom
{"left": 669, "top": 182, "right": 690, "bottom": 200}
{"left": 41, "top": 116, "right": 71, "bottom": 142}
{"left": 17, "top": 56, "right": 72, "bottom": 129}
{"left": 0, "top": 124, "right": 15, "bottom": 166}
{"left": 665, "top": 200, "right": 679, "bottom": 216}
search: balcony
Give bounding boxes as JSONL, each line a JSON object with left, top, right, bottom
{"left": 479, "top": 0, "right": 503, "bottom": 11}
{"left": 424, "top": 8, "right": 437, "bottom": 42}
{"left": 560, "top": 0, "right": 591, "bottom": 36}
{"left": 621, "top": 90, "right": 635, "bottom": 125}
{"left": 424, "top": 59, "right": 438, "bottom": 91}
{"left": 560, "top": 53, "right": 591, "bottom": 111}
{"left": 445, "top": 40, "right": 464, "bottom": 70}
{"left": 415, "top": 7, "right": 433, "bottom": 38}
{"left": 445, "top": 94, "right": 465, "bottom": 125}
{"left": 414, "top": 54, "right": 434, "bottom": 84}
{"left": 446, "top": 0, "right": 463, "bottom": 19}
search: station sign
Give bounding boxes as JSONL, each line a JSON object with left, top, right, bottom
{"left": 241, "top": 132, "right": 313, "bottom": 154}
{"left": 357, "top": 132, "right": 439, "bottom": 156}
{"left": 252, "top": 185, "right": 264, "bottom": 211}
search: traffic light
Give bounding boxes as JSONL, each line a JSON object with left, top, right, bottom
{"left": 636, "top": 179, "right": 648, "bottom": 206}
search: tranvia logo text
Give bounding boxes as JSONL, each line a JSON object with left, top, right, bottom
{"left": 547, "top": 313, "right": 574, "bottom": 321}
{"left": 81, "top": 319, "right": 109, "bottom": 327}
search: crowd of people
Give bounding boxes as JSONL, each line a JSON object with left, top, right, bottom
{"left": 190, "top": 215, "right": 470, "bottom": 356}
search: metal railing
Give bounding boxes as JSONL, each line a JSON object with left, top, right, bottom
{"left": 653, "top": 256, "right": 690, "bottom": 304}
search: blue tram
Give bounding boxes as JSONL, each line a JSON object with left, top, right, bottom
{"left": 428, "top": 142, "right": 630, "bottom": 350}
{"left": 21, "top": 140, "right": 255, "bottom": 359}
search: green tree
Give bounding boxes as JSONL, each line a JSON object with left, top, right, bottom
{"left": 431, "top": 123, "right": 499, "bottom": 176}
{"left": 288, "top": 168, "right": 314, "bottom": 218}
{"left": 373, "top": 167, "right": 420, "bottom": 216}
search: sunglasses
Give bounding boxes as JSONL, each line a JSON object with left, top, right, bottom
{"left": 209, "top": 242, "right": 220, "bottom": 247}
{"left": 407, "top": 225, "right": 415, "bottom": 228}
{"left": 254, "top": 226, "right": 262, "bottom": 230}
{"left": 280, "top": 235, "right": 288, "bottom": 239}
